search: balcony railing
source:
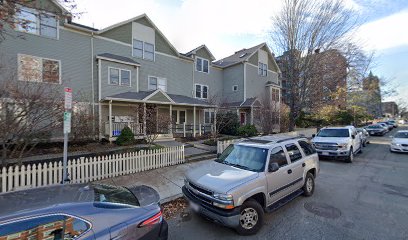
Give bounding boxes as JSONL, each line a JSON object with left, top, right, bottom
{"left": 104, "top": 122, "right": 144, "bottom": 137}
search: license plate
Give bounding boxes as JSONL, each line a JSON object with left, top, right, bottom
{"left": 189, "top": 201, "right": 200, "bottom": 212}
{"left": 322, "top": 152, "right": 330, "bottom": 156}
{"left": 370, "top": 131, "right": 374, "bottom": 134}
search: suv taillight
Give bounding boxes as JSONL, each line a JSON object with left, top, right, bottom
{"left": 139, "top": 211, "right": 163, "bottom": 227}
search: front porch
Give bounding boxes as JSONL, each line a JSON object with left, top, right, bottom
{"left": 100, "top": 90, "right": 216, "bottom": 141}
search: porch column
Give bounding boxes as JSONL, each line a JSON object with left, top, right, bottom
{"left": 214, "top": 110, "right": 217, "bottom": 136}
{"left": 109, "top": 100, "right": 112, "bottom": 141}
{"left": 193, "top": 106, "right": 196, "bottom": 137}
{"left": 143, "top": 103, "right": 146, "bottom": 136}
{"left": 169, "top": 105, "right": 172, "bottom": 134}
{"left": 250, "top": 106, "right": 254, "bottom": 125}
{"left": 198, "top": 109, "right": 201, "bottom": 136}
{"left": 135, "top": 105, "right": 139, "bottom": 134}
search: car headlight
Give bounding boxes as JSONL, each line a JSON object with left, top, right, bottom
{"left": 213, "top": 193, "right": 233, "bottom": 201}
{"left": 338, "top": 143, "right": 348, "bottom": 149}
{"left": 391, "top": 142, "right": 401, "bottom": 146}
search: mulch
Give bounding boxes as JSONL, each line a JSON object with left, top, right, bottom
{"left": 161, "top": 197, "right": 188, "bottom": 220}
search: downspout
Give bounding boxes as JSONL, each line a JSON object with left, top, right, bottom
{"left": 192, "top": 53, "right": 195, "bottom": 97}
{"left": 98, "top": 58, "right": 102, "bottom": 140}
{"left": 91, "top": 32, "right": 95, "bottom": 138}
{"left": 243, "top": 61, "right": 247, "bottom": 101}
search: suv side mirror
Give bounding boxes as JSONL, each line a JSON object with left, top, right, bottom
{"left": 268, "top": 162, "right": 280, "bottom": 172}
{"left": 312, "top": 134, "right": 316, "bottom": 138}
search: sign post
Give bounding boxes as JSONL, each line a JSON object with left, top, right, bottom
{"left": 62, "top": 87, "right": 72, "bottom": 184}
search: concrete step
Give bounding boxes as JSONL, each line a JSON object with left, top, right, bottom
{"left": 185, "top": 153, "right": 217, "bottom": 162}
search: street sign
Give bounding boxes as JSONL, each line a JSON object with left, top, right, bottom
{"left": 63, "top": 111, "right": 71, "bottom": 133}
{"left": 64, "top": 87, "right": 72, "bottom": 110}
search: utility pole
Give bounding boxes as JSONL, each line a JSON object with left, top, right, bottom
{"left": 62, "top": 87, "right": 72, "bottom": 184}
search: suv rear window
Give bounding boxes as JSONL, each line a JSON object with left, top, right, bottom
{"left": 298, "top": 141, "right": 316, "bottom": 156}
{"left": 285, "top": 144, "right": 302, "bottom": 162}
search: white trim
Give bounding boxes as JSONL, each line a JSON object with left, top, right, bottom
{"left": 194, "top": 84, "right": 209, "bottom": 99}
{"left": 258, "top": 62, "right": 268, "bottom": 77}
{"left": 98, "top": 59, "right": 102, "bottom": 101}
{"left": 96, "top": 55, "right": 140, "bottom": 67}
{"left": 136, "top": 67, "right": 139, "bottom": 92}
{"left": 195, "top": 57, "right": 210, "bottom": 74}
{"left": 17, "top": 53, "right": 62, "bottom": 84}
{"left": 147, "top": 75, "right": 168, "bottom": 92}
{"left": 97, "top": 14, "right": 180, "bottom": 57}
{"left": 103, "top": 97, "right": 215, "bottom": 108}
{"left": 204, "top": 109, "right": 215, "bottom": 124}
{"left": 143, "top": 88, "right": 174, "bottom": 103}
{"left": 172, "top": 109, "right": 187, "bottom": 124}
{"left": 108, "top": 67, "right": 132, "bottom": 87}
{"left": 94, "top": 35, "right": 132, "bottom": 47}
{"left": 60, "top": 25, "right": 92, "bottom": 36}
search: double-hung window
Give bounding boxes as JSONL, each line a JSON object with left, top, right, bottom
{"left": 109, "top": 67, "right": 131, "bottom": 86}
{"left": 148, "top": 76, "right": 167, "bottom": 91}
{"left": 18, "top": 54, "right": 60, "bottom": 83}
{"left": 204, "top": 110, "right": 215, "bottom": 124}
{"left": 258, "top": 62, "right": 267, "bottom": 76}
{"left": 132, "top": 39, "right": 155, "bottom": 61}
{"left": 196, "top": 57, "right": 209, "bottom": 73}
{"left": 195, "top": 84, "right": 208, "bottom": 99}
{"left": 16, "top": 6, "right": 58, "bottom": 39}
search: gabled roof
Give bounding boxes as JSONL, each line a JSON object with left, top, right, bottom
{"left": 96, "top": 53, "right": 140, "bottom": 66}
{"left": 184, "top": 45, "right": 216, "bottom": 61}
{"left": 97, "top": 14, "right": 180, "bottom": 57}
{"left": 213, "top": 43, "right": 265, "bottom": 68}
{"left": 240, "top": 98, "right": 262, "bottom": 107}
{"left": 68, "top": 22, "right": 99, "bottom": 31}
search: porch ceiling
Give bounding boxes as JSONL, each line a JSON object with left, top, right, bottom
{"left": 103, "top": 90, "right": 216, "bottom": 108}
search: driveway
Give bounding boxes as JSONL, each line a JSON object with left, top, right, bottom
{"left": 167, "top": 126, "right": 408, "bottom": 240}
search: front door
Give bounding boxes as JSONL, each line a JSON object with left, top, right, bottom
{"left": 240, "top": 112, "right": 246, "bottom": 125}
{"left": 266, "top": 146, "right": 293, "bottom": 204}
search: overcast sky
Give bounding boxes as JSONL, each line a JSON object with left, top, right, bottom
{"left": 73, "top": 0, "right": 408, "bottom": 103}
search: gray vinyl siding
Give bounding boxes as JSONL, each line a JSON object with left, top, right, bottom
{"left": 194, "top": 67, "right": 223, "bottom": 99}
{"left": 155, "top": 32, "right": 178, "bottom": 57}
{"left": 0, "top": 27, "right": 93, "bottom": 102}
{"left": 196, "top": 48, "right": 213, "bottom": 61}
{"left": 248, "top": 52, "right": 258, "bottom": 65}
{"left": 100, "top": 23, "right": 132, "bottom": 44}
{"left": 99, "top": 60, "right": 138, "bottom": 98}
{"left": 222, "top": 64, "right": 244, "bottom": 103}
{"left": 245, "top": 64, "right": 279, "bottom": 99}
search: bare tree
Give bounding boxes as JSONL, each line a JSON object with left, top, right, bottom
{"left": 145, "top": 106, "right": 171, "bottom": 148}
{"left": 0, "top": 0, "right": 79, "bottom": 43}
{"left": 0, "top": 63, "right": 63, "bottom": 166}
{"left": 207, "top": 92, "right": 238, "bottom": 139}
{"left": 271, "top": 0, "right": 361, "bottom": 131}
{"left": 254, "top": 93, "right": 281, "bottom": 134}
{"left": 70, "top": 101, "right": 98, "bottom": 142}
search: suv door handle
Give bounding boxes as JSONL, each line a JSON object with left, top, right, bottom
{"left": 302, "top": 163, "right": 306, "bottom": 167}
{"left": 287, "top": 169, "right": 292, "bottom": 174}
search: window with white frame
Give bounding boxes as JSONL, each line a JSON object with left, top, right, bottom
{"left": 204, "top": 110, "right": 215, "bottom": 124}
{"left": 15, "top": 6, "right": 58, "bottom": 39}
{"left": 18, "top": 54, "right": 60, "bottom": 83}
{"left": 258, "top": 62, "right": 267, "bottom": 76}
{"left": 109, "top": 67, "right": 131, "bottom": 86}
{"left": 132, "top": 39, "right": 155, "bottom": 61}
{"left": 271, "top": 88, "right": 280, "bottom": 102}
{"left": 148, "top": 76, "right": 167, "bottom": 91}
{"left": 232, "top": 85, "right": 238, "bottom": 92}
{"left": 196, "top": 57, "right": 209, "bottom": 73}
{"left": 195, "top": 84, "right": 208, "bottom": 99}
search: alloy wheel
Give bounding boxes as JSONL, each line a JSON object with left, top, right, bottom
{"left": 239, "top": 207, "right": 258, "bottom": 230}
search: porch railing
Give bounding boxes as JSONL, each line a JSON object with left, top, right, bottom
{"left": 173, "top": 123, "right": 213, "bottom": 136}
{"left": 105, "top": 122, "right": 144, "bottom": 137}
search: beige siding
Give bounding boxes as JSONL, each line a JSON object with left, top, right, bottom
{"left": 149, "top": 92, "right": 172, "bottom": 102}
{"left": 196, "top": 48, "right": 213, "bottom": 60}
{"left": 248, "top": 51, "right": 258, "bottom": 65}
{"left": 100, "top": 23, "right": 132, "bottom": 44}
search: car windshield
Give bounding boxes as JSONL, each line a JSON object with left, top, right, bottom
{"left": 93, "top": 184, "right": 140, "bottom": 207}
{"left": 394, "top": 132, "right": 408, "bottom": 138}
{"left": 317, "top": 129, "right": 350, "bottom": 137}
{"left": 367, "top": 125, "right": 381, "bottom": 129}
{"left": 215, "top": 144, "right": 268, "bottom": 172}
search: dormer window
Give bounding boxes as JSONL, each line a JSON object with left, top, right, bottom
{"left": 196, "top": 57, "right": 209, "bottom": 73}
{"left": 132, "top": 39, "right": 155, "bottom": 61}
{"left": 258, "top": 62, "right": 267, "bottom": 77}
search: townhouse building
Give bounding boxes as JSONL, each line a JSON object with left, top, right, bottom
{"left": 0, "top": 0, "right": 281, "bottom": 141}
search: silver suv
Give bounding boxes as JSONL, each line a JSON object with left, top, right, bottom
{"left": 183, "top": 136, "right": 319, "bottom": 235}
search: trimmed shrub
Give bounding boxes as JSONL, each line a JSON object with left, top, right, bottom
{"left": 237, "top": 125, "right": 258, "bottom": 137}
{"left": 115, "top": 126, "right": 135, "bottom": 146}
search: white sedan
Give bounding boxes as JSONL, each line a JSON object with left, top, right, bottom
{"left": 390, "top": 130, "right": 408, "bottom": 153}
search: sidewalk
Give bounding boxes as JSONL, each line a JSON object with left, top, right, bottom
{"left": 97, "top": 159, "right": 214, "bottom": 203}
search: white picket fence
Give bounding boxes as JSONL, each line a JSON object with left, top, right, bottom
{"left": 0, "top": 146, "right": 184, "bottom": 193}
{"left": 216, "top": 128, "right": 317, "bottom": 154}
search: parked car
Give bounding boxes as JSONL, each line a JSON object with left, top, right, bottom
{"left": 398, "top": 119, "right": 406, "bottom": 125}
{"left": 377, "top": 123, "right": 390, "bottom": 132}
{"left": 356, "top": 128, "right": 370, "bottom": 146}
{"left": 387, "top": 120, "right": 398, "bottom": 128}
{"left": 312, "top": 126, "right": 362, "bottom": 163}
{"left": 390, "top": 130, "right": 408, "bottom": 153}
{"left": 365, "top": 124, "right": 387, "bottom": 136}
{"left": 378, "top": 122, "right": 393, "bottom": 131}
{"left": 183, "top": 136, "right": 319, "bottom": 235}
{"left": 0, "top": 184, "right": 168, "bottom": 240}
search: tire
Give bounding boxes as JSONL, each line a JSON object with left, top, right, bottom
{"left": 362, "top": 140, "right": 366, "bottom": 147}
{"left": 236, "top": 200, "right": 264, "bottom": 236}
{"left": 345, "top": 147, "right": 353, "bottom": 163}
{"left": 302, "top": 172, "right": 315, "bottom": 197}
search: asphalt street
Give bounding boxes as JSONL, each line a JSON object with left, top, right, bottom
{"left": 167, "top": 126, "right": 408, "bottom": 240}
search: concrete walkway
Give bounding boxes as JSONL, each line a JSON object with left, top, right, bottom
{"left": 97, "top": 159, "right": 213, "bottom": 203}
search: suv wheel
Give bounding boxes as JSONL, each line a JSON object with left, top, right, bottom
{"left": 345, "top": 147, "right": 353, "bottom": 163}
{"left": 302, "top": 172, "right": 315, "bottom": 197}
{"left": 236, "top": 200, "right": 264, "bottom": 235}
